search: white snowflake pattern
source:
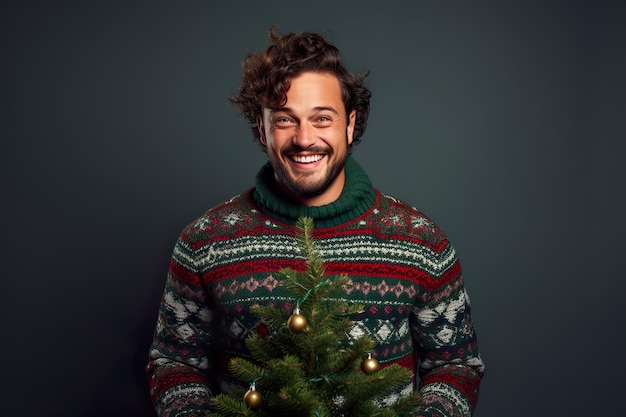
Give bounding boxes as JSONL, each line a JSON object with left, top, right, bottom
{"left": 230, "top": 320, "right": 244, "bottom": 337}
{"left": 348, "top": 323, "right": 366, "bottom": 340}
{"left": 176, "top": 324, "right": 195, "bottom": 341}
{"left": 411, "top": 216, "right": 431, "bottom": 229}
{"left": 436, "top": 325, "right": 456, "bottom": 344}
{"left": 375, "top": 321, "right": 394, "bottom": 341}
{"left": 223, "top": 212, "right": 242, "bottom": 226}
{"left": 194, "top": 217, "right": 211, "bottom": 230}
{"left": 389, "top": 215, "right": 403, "bottom": 225}
{"left": 416, "top": 290, "right": 467, "bottom": 326}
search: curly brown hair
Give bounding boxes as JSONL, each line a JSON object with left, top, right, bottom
{"left": 230, "top": 27, "right": 371, "bottom": 148}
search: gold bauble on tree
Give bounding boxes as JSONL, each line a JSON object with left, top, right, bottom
{"left": 244, "top": 384, "right": 262, "bottom": 409}
{"left": 287, "top": 306, "right": 307, "bottom": 333}
{"left": 361, "top": 353, "right": 380, "bottom": 375}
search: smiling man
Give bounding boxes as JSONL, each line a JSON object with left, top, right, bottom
{"left": 260, "top": 71, "right": 356, "bottom": 206}
{"left": 147, "top": 28, "right": 485, "bottom": 417}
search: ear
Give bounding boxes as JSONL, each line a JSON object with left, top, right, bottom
{"left": 346, "top": 110, "right": 356, "bottom": 145}
{"left": 256, "top": 115, "right": 266, "bottom": 145}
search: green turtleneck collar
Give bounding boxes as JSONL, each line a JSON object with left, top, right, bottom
{"left": 252, "top": 156, "right": 377, "bottom": 229}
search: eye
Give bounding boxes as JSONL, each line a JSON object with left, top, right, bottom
{"left": 274, "top": 116, "right": 294, "bottom": 125}
{"left": 314, "top": 115, "right": 333, "bottom": 126}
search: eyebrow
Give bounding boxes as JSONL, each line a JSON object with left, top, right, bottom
{"left": 274, "top": 106, "right": 340, "bottom": 115}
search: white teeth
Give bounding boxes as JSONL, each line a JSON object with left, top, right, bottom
{"left": 291, "top": 155, "right": 323, "bottom": 163}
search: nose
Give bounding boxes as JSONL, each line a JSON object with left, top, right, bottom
{"left": 293, "top": 121, "right": 315, "bottom": 148}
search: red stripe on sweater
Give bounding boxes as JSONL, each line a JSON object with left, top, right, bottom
{"left": 198, "top": 258, "right": 460, "bottom": 291}
{"left": 200, "top": 259, "right": 306, "bottom": 284}
{"left": 325, "top": 260, "right": 461, "bottom": 291}
{"left": 169, "top": 260, "right": 202, "bottom": 287}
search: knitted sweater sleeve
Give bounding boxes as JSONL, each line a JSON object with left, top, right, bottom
{"left": 146, "top": 233, "right": 215, "bottom": 417}
{"left": 409, "top": 240, "right": 485, "bottom": 417}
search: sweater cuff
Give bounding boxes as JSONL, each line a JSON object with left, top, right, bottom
{"left": 417, "top": 381, "right": 473, "bottom": 417}
{"left": 154, "top": 383, "right": 212, "bottom": 417}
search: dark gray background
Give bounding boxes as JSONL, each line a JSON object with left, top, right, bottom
{"left": 1, "top": 1, "right": 624, "bottom": 416}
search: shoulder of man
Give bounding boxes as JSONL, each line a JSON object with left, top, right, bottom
{"left": 375, "top": 192, "right": 449, "bottom": 247}
{"left": 178, "top": 189, "right": 260, "bottom": 244}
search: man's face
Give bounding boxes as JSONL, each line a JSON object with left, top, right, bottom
{"left": 259, "top": 71, "right": 356, "bottom": 207}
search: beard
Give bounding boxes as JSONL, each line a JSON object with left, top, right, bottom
{"left": 269, "top": 145, "right": 349, "bottom": 202}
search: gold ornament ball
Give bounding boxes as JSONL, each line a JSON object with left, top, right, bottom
{"left": 244, "top": 389, "right": 262, "bottom": 408}
{"left": 361, "top": 357, "right": 380, "bottom": 375}
{"left": 287, "top": 313, "right": 307, "bottom": 332}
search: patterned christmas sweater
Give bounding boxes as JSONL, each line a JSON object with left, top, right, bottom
{"left": 147, "top": 157, "right": 485, "bottom": 416}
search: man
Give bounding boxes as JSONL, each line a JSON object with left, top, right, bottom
{"left": 146, "top": 28, "right": 485, "bottom": 417}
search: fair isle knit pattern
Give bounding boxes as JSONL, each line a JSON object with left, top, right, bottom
{"left": 147, "top": 157, "right": 484, "bottom": 417}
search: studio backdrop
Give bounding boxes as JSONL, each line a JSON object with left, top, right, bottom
{"left": 1, "top": 2, "right": 624, "bottom": 416}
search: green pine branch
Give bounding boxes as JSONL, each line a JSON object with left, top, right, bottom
{"left": 211, "top": 393, "right": 255, "bottom": 417}
{"left": 211, "top": 217, "right": 421, "bottom": 416}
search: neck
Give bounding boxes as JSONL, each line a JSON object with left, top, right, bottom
{"left": 252, "top": 156, "right": 377, "bottom": 228}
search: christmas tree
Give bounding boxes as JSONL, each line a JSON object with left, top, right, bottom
{"left": 211, "top": 217, "right": 421, "bottom": 417}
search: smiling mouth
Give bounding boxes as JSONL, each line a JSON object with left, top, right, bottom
{"left": 290, "top": 154, "right": 324, "bottom": 164}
